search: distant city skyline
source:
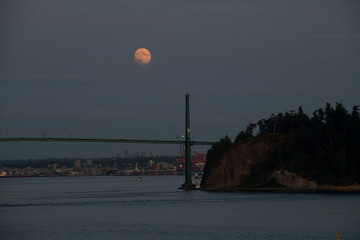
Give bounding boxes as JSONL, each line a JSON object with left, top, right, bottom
{"left": 1, "top": 0, "right": 359, "bottom": 160}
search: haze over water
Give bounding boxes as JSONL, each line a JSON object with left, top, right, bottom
{"left": 1, "top": 176, "right": 359, "bottom": 240}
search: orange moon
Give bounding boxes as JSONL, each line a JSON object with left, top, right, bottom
{"left": 134, "top": 48, "right": 151, "bottom": 65}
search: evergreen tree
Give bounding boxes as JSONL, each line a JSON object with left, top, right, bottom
{"left": 206, "top": 102, "right": 360, "bottom": 186}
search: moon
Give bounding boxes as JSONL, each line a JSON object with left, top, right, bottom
{"left": 134, "top": 48, "right": 151, "bottom": 65}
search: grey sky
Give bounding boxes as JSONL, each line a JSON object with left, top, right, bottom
{"left": 1, "top": 0, "right": 359, "bottom": 160}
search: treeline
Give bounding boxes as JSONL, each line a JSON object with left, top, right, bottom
{"left": 205, "top": 103, "right": 360, "bottom": 185}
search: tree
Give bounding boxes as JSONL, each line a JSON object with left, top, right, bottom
{"left": 206, "top": 102, "right": 360, "bottom": 186}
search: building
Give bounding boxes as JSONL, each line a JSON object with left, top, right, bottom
{"left": 156, "top": 162, "right": 169, "bottom": 171}
{"left": 73, "top": 159, "right": 81, "bottom": 168}
{"left": 85, "top": 160, "right": 93, "bottom": 167}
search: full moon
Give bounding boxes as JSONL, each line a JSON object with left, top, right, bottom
{"left": 134, "top": 48, "right": 151, "bottom": 65}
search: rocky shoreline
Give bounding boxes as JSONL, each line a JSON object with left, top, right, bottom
{"left": 201, "top": 135, "right": 360, "bottom": 192}
{"left": 201, "top": 186, "right": 360, "bottom": 193}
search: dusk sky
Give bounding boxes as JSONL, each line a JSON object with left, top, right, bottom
{"left": 1, "top": 0, "right": 359, "bottom": 160}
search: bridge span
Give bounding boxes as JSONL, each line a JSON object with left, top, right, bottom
{"left": 1, "top": 94, "right": 243, "bottom": 189}
{"left": 0, "top": 137, "right": 215, "bottom": 145}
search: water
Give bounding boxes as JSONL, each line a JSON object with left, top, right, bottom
{"left": 0, "top": 176, "right": 359, "bottom": 240}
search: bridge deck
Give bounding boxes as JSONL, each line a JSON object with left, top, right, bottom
{"left": 0, "top": 137, "right": 215, "bottom": 145}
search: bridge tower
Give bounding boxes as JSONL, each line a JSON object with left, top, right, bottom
{"left": 180, "top": 94, "right": 195, "bottom": 190}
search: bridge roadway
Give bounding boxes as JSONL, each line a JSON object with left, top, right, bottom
{"left": 0, "top": 137, "right": 215, "bottom": 145}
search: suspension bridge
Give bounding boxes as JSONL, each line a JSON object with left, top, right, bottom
{"left": 0, "top": 94, "right": 252, "bottom": 189}
{"left": 0, "top": 137, "right": 214, "bottom": 145}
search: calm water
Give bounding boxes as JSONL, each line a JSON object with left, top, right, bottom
{"left": 0, "top": 176, "right": 359, "bottom": 240}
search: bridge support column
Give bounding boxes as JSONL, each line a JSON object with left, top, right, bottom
{"left": 180, "top": 94, "right": 195, "bottom": 190}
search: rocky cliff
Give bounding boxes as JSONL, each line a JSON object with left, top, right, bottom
{"left": 201, "top": 135, "right": 360, "bottom": 192}
{"left": 271, "top": 170, "right": 360, "bottom": 191}
{"left": 201, "top": 136, "right": 279, "bottom": 189}
{"left": 271, "top": 170, "right": 318, "bottom": 189}
{"left": 201, "top": 102, "right": 360, "bottom": 191}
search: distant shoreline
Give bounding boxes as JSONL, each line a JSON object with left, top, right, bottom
{"left": 0, "top": 174, "right": 184, "bottom": 179}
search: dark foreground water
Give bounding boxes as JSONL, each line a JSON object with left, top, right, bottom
{"left": 0, "top": 176, "right": 359, "bottom": 240}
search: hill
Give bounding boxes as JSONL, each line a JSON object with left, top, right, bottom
{"left": 201, "top": 103, "right": 360, "bottom": 192}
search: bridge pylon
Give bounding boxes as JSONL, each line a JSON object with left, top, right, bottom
{"left": 180, "top": 94, "right": 196, "bottom": 190}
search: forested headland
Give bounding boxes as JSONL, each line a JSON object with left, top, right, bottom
{"left": 202, "top": 103, "right": 360, "bottom": 189}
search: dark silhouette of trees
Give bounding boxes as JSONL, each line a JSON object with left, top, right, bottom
{"left": 205, "top": 102, "right": 360, "bottom": 185}
{"left": 203, "top": 136, "right": 232, "bottom": 177}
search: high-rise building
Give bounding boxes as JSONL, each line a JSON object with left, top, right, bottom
{"left": 156, "top": 162, "right": 169, "bottom": 170}
{"left": 73, "top": 159, "right": 81, "bottom": 168}
{"left": 149, "top": 150, "right": 155, "bottom": 157}
{"left": 135, "top": 162, "right": 139, "bottom": 171}
{"left": 85, "top": 160, "right": 93, "bottom": 167}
